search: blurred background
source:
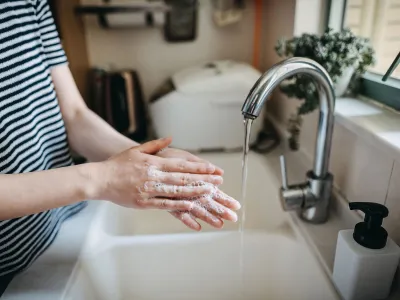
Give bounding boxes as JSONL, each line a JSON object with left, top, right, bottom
{"left": 48, "top": 0, "right": 399, "bottom": 163}
{"left": 343, "top": 0, "right": 399, "bottom": 78}
{"left": 4, "top": 2, "right": 400, "bottom": 297}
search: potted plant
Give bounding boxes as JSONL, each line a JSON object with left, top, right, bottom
{"left": 275, "top": 28, "right": 375, "bottom": 150}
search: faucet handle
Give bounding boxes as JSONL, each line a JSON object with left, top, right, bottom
{"left": 279, "top": 155, "right": 288, "bottom": 189}
{"left": 279, "top": 155, "right": 304, "bottom": 211}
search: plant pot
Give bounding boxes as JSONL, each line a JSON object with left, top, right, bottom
{"left": 334, "top": 66, "right": 354, "bottom": 97}
{"left": 288, "top": 134, "right": 300, "bottom": 151}
{"left": 287, "top": 114, "right": 302, "bottom": 152}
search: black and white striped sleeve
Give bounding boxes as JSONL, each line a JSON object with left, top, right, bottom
{"left": 35, "top": 0, "right": 68, "bottom": 68}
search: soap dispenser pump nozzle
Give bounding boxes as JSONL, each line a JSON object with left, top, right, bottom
{"left": 349, "top": 202, "right": 389, "bottom": 249}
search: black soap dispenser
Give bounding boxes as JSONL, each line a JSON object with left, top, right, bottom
{"left": 332, "top": 202, "right": 400, "bottom": 300}
{"left": 351, "top": 202, "right": 389, "bottom": 249}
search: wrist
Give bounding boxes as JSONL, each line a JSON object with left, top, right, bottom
{"left": 105, "top": 139, "right": 139, "bottom": 160}
{"left": 76, "top": 162, "right": 105, "bottom": 200}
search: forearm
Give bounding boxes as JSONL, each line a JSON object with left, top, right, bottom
{"left": 50, "top": 65, "right": 138, "bottom": 161}
{"left": 66, "top": 107, "right": 138, "bottom": 161}
{"left": 0, "top": 163, "right": 100, "bottom": 220}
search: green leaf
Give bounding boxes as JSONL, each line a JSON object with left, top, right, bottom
{"left": 275, "top": 27, "right": 376, "bottom": 114}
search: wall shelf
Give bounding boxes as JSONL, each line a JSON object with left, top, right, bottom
{"left": 74, "top": 3, "right": 170, "bottom": 28}
{"left": 74, "top": 4, "right": 170, "bottom": 15}
{"left": 75, "top": 0, "right": 198, "bottom": 41}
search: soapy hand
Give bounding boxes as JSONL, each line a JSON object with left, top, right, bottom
{"left": 156, "top": 147, "right": 224, "bottom": 175}
{"left": 155, "top": 145, "right": 240, "bottom": 231}
{"left": 97, "top": 138, "right": 224, "bottom": 211}
{"left": 170, "top": 187, "right": 241, "bottom": 231}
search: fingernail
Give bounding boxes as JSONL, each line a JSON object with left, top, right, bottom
{"left": 211, "top": 215, "right": 222, "bottom": 224}
{"left": 223, "top": 195, "right": 241, "bottom": 210}
{"left": 192, "top": 223, "right": 201, "bottom": 231}
{"left": 233, "top": 200, "right": 241, "bottom": 210}
{"left": 213, "top": 175, "right": 223, "bottom": 184}
{"left": 206, "top": 164, "right": 216, "bottom": 172}
{"left": 227, "top": 210, "right": 238, "bottom": 222}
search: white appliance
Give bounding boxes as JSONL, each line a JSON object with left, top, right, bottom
{"left": 150, "top": 60, "right": 264, "bottom": 151}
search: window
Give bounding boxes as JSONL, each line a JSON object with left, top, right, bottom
{"left": 327, "top": 0, "right": 400, "bottom": 110}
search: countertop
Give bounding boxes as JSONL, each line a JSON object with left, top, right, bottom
{"left": 2, "top": 201, "right": 100, "bottom": 300}
{"left": 266, "top": 129, "right": 400, "bottom": 300}
{"left": 3, "top": 144, "right": 399, "bottom": 299}
{"left": 335, "top": 97, "right": 400, "bottom": 163}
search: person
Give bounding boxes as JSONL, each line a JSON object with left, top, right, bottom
{"left": 0, "top": 0, "right": 240, "bottom": 294}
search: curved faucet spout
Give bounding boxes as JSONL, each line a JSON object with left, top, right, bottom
{"left": 242, "top": 57, "right": 336, "bottom": 224}
{"left": 241, "top": 57, "right": 335, "bottom": 178}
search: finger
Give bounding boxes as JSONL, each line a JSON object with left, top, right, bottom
{"left": 151, "top": 171, "right": 223, "bottom": 186}
{"left": 138, "top": 138, "right": 172, "bottom": 154}
{"left": 135, "top": 198, "right": 194, "bottom": 211}
{"left": 189, "top": 204, "right": 224, "bottom": 228}
{"left": 169, "top": 211, "right": 201, "bottom": 231}
{"left": 192, "top": 196, "right": 238, "bottom": 222}
{"left": 186, "top": 156, "right": 224, "bottom": 175}
{"left": 158, "top": 158, "right": 216, "bottom": 174}
{"left": 192, "top": 161, "right": 224, "bottom": 175}
{"left": 213, "top": 190, "right": 241, "bottom": 210}
{"left": 212, "top": 167, "right": 224, "bottom": 176}
{"left": 143, "top": 181, "right": 214, "bottom": 198}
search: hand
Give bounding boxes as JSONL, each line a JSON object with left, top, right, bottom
{"left": 156, "top": 148, "right": 224, "bottom": 175}
{"left": 155, "top": 147, "right": 240, "bottom": 231}
{"left": 169, "top": 187, "right": 241, "bottom": 231}
{"left": 95, "top": 138, "right": 223, "bottom": 211}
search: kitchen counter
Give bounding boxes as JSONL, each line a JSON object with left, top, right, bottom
{"left": 2, "top": 146, "right": 399, "bottom": 299}
{"left": 271, "top": 135, "right": 400, "bottom": 300}
{"left": 2, "top": 201, "right": 100, "bottom": 300}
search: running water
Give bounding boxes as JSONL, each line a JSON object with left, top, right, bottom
{"left": 239, "top": 118, "right": 253, "bottom": 297}
{"left": 240, "top": 118, "right": 253, "bottom": 232}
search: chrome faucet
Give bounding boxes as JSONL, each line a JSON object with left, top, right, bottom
{"left": 242, "top": 57, "right": 335, "bottom": 224}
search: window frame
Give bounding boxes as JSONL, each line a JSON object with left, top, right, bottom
{"left": 326, "top": 0, "right": 400, "bottom": 110}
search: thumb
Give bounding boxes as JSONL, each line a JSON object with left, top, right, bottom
{"left": 137, "top": 137, "right": 172, "bottom": 154}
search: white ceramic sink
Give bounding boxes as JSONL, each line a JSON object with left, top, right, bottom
{"left": 62, "top": 152, "right": 339, "bottom": 300}
{"left": 64, "top": 231, "right": 338, "bottom": 300}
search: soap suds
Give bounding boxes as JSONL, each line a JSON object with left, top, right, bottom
{"left": 175, "top": 182, "right": 226, "bottom": 215}
{"left": 152, "top": 183, "right": 191, "bottom": 194}
{"left": 147, "top": 165, "right": 163, "bottom": 178}
{"left": 141, "top": 171, "right": 233, "bottom": 219}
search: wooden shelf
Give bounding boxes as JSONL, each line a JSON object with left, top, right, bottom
{"left": 74, "top": 2, "right": 170, "bottom": 28}
{"left": 74, "top": 4, "right": 170, "bottom": 15}
{"left": 55, "top": 0, "right": 90, "bottom": 102}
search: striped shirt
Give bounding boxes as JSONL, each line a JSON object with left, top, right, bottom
{"left": 0, "top": 0, "right": 86, "bottom": 277}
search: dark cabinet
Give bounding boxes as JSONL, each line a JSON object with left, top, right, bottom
{"left": 49, "top": 0, "right": 90, "bottom": 102}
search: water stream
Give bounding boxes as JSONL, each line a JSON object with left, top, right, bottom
{"left": 240, "top": 118, "right": 253, "bottom": 233}
{"left": 239, "top": 118, "right": 253, "bottom": 296}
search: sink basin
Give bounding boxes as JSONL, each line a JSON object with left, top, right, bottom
{"left": 62, "top": 151, "right": 339, "bottom": 300}
{"left": 100, "top": 152, "right": 288, "bottom": 236}
{"left": 63, "top": 231, "right": 338, "bottom": 300}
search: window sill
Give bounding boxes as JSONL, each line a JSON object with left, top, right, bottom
{"left": 335, "top": 96, "right": 400, "bottom": 162}
{"left": 361, "top": 73, "right": 400, "bottom": 110}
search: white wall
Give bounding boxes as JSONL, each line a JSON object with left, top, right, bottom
{"left": 81, "top": 0, "right": 255, "bottom": 99}
{"left": 261, "top": 0, "right": 296, "bottom": 70}
{"left": 294, "top": 0, "right": 327, "bottom": 35}
{"left": 265, "top": 0, "right": 328, "bottom": 139}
